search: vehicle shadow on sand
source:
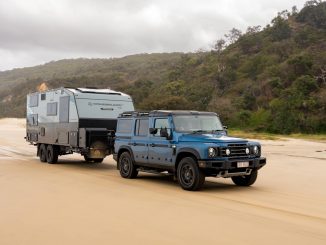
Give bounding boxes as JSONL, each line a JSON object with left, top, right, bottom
{"left": 136, "top": 174, "right": 242, "bottom": 192}
{"left": 35, "top": 159, "right": 251, "bottom": 192}
{"left": 41, "top": 159, "right": 115, "bottom": 171}
{"left": 202, "top": 179, "right": 246, "bottom": 192}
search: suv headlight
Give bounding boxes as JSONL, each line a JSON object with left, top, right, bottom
{"left": 225, "top": 148, "right": 231, "bottom": 156}
{"left": 253, "top": 145, "right": 259, "bottom": 155}
{"left": 245, "top": 147, "right": 250, "bottom": 154}
{"left": 208, "top": 147, "right": 217, "bottom": 158}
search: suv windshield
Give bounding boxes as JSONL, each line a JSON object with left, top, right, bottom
{"left": 173, "top": 115, "right": 223, "bottom": 133}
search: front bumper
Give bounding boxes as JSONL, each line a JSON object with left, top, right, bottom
{"left": 198, "top": 157, "right": 266, "bottom": 170}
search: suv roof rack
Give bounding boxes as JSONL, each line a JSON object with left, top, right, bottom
{"left": 119, "top": 110, "right": 217, "bottom": 118}
{"left": 119, "top": 111, "right": 149, "bottom": 118}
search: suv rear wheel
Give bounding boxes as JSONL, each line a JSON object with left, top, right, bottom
{"left": 119, "top": 152, "right": 138, "bottom": 179}
{"left": 231, "top": 170, "right": 258, "bottom": 186}
{"left": 177, "top": 157, "right": 205, "bottom": 191}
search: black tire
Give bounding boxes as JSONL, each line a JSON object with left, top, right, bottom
{"left": 84, "top": 156, "right": 103, "bottom": 163}
{"left": 231, "top": 170, "right": 258, "bottom": 186}
{"left": 177, "top": 157, "right": 205, "bottom": 191}
{"left": 39, "top": 144, "right": 47, "bottom": 162}
{"left": 46, "top": 145, "right": 58, "bottom": 164}
{"left": 118, "top": 152, "right": 138, "bottom": 179}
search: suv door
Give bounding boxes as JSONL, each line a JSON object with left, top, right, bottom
{"left": 148, "top": 117, "right": 173, "bottom": 167}
{"left": 131, "top": 118, "right": 149, "bottom": 164}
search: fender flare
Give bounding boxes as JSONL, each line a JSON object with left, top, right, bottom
{"left": 176, "top": 148, "right": 201, "bottom": 161}
{"left": 117, "top": 146, "right": 135, "bottom": 168}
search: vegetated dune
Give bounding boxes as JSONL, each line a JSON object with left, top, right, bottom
{"left": 0, "top": 118, "right": 326, "bottom": 245}
{"left": 1, "top": 2, "right": 326, "bottom": 134}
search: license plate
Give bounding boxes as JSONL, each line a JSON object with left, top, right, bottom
{"left": 237, "top": 161, "right": 249, "bottom": 168}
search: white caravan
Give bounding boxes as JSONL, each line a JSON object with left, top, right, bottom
{"left": 26, "top": 87, "right": 134, "bottom": 163}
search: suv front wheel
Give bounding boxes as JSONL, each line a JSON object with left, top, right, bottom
{"left": 231, "top": 170, "right": 258, "bottom": 186}
{"left": 177, "top": 157, "right": 205, "bottom": 191}
{"left": 118, "top": 152, "right": 138, "bottom": 179}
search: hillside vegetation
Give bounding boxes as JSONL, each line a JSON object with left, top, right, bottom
{"left": 0, "top": 53, "right": 183, "bottom": 117}
{"left": 0, "top": 1, "right": 325, "bottom": 134}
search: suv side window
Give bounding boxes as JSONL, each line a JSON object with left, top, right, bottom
{"left": 117, "top": 119, "right": 133, "bottom": 134}
{"left": 135, "top": 119, "right": 149, "bottom": 136}
{"left": 153, "top": 118, "right": 170, "bottom": 137}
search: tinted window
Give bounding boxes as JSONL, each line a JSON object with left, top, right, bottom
{"left": 173, "top": 115, "right": 223, "bottom": 132}
{"left": 41, "top": 94, "right": 46, "bottom": 100}
{"left": 135, "top": 119, "right": 149, "bottom": 136}
{"left": 153, "top": 118, "right": 170, "bottom": 137}
{"left": 47, "top": 102, "right": 57, "bottom": 116}
{"left": 29, "top": 94, "right": 39, "bottom": 107}
{"left": 117, "top": 119, "right": 132, "bottom": 133}
{"left": 155, "top": 118, "right": 169, "bottom": 128}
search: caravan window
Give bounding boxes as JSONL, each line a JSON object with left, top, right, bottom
{"left": 29, "top": 94, "right": 39, "bottom": 107}
{"left": 47, "top": 102, "right": 57, "bottom": 116}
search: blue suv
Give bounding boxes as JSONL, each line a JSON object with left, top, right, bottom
{"left": 113, "top": 110, "right": 266, "bottom": 191}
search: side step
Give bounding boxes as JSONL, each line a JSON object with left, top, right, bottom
{"left": 137, "top": 168, "right": 174, "bottom": 175}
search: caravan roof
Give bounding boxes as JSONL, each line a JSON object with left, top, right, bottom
{"left": 67, "top": 88, "right": 129, "bottom": 96}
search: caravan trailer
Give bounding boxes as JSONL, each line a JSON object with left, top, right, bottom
{"left": 26, "top": 87, "right": 134, "bottom": 163}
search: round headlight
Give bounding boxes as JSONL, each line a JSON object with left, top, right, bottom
{"left": 208, "top": 147, "right": 216, "bottom": 158}
{"left": 245, "top": 148, "right": 250, "bottom": 154}
{"left": 225, "top": 148, "right": 231, "bottom": 156}
{"left": 253, "top": 146, "right": 259, "bottom": 155}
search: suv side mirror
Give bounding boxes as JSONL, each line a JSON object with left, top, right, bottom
{"left": 149, "top": 128, "right": 158, "bottom": 134}
{"left": 223, "top": 125, "right": 228, "bottom": 135}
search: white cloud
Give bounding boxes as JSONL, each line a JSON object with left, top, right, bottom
{"left": 0, "top": 0, "right": 307, "bottom": 71}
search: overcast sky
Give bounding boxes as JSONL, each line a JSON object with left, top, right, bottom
{"left": 0, "top": 0, "right": 308, "bottom": 71}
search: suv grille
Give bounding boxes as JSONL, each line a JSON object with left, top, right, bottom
{"left": 221, "top": 143, "right": 249, "bottom": 159}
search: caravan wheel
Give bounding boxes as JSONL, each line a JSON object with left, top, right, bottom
{"left": 46, "top": 145, "right": 58, "bottom": 164}
{"left": 39, "top": 144, "right": 47, "bottom": 162}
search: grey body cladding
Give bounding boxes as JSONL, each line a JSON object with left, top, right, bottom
{"left": 36, "top": 122, "right": 79, "bottom": 146}
{"left": 26, "top": 87, "right": 135, "bottom": 159}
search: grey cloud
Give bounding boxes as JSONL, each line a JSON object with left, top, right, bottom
{"left": 0, "top": 0, "right": 307, "bottom": 71}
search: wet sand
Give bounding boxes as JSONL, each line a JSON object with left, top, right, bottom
{"left": 0, "top": 118, "right": 326, "bottom": 245}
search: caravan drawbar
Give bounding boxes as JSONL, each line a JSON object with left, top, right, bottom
{"left": 26, "top": 87, "right": 134, "bottom": 163}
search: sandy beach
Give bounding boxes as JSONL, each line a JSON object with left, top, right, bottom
{"left": 0, "top": 118, "right": 325, "bottom": 245}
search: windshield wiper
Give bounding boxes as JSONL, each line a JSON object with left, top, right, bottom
{"left": 211, "top": 129, "right": 225, "bottom": 133}
{"left": 192, "top": 130, "right": 209, "bottom": 134}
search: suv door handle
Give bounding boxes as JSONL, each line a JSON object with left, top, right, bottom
{"left": 150, "top": 143, "right": 155, "bottom": 147}
{"left": 132, "top": 142, "right": 137, "bottom": 146}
